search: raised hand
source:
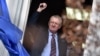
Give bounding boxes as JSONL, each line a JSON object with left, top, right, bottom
{"left": 37, "top": 3, "right": 47, "bottom": 12}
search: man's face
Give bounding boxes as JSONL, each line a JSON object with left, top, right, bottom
{"left": 48, "top": 16, "right": 62, "bottom": 33}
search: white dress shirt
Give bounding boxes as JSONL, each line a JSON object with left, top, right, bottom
{"left": 41, "top": 30, "right": 59, "bottom": 56}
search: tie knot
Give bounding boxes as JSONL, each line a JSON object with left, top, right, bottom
{"left": 52, "top": 34, "right": 55, "bottom": 37}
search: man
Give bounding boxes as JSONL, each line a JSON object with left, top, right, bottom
{"left": 24, "top": 3, "right": 67, "bottom": 56}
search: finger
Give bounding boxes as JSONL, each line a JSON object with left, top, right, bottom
{"left": 40, "top": 4, "right": 44, "bottom": 8}
{"left": 40, "top": 3, "right": 47, "bottom": 8}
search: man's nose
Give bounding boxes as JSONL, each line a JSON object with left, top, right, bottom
{"left": 52, "top": 22, "right": 56, "bottom": 25}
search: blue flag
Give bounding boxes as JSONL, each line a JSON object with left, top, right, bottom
{"left": 0, "top": 0, "right": 29, "bottom": 56}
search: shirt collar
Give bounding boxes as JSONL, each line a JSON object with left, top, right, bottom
{"left": 48, "top": 30, "right": 57, "bottom": 36}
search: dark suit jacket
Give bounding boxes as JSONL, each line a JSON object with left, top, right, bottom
{"left": 23, "top": 12, "right": 67, "bottom": 56}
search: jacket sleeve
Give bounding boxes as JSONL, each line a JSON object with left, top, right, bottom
{"left": 28, "top": 11, "right": 40, "bottom": 25}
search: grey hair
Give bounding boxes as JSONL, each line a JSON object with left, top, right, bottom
{"left": 49, "top": 15, "right": 63, "bottom": 25}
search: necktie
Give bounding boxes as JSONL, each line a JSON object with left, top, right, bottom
{"left": 50, "top": 34, "right": 56, "bottom": 56}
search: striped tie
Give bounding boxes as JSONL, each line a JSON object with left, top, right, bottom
{"left": 50, "top": 34, "right": 56, "bottom": 56}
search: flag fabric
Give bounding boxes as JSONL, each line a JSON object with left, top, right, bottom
{"left": 0, "top": 0, "right": 29, "bottom": 56}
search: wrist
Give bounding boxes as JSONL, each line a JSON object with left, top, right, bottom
{"left": 37, "top": 8, "right": 42, "bottom": 12}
